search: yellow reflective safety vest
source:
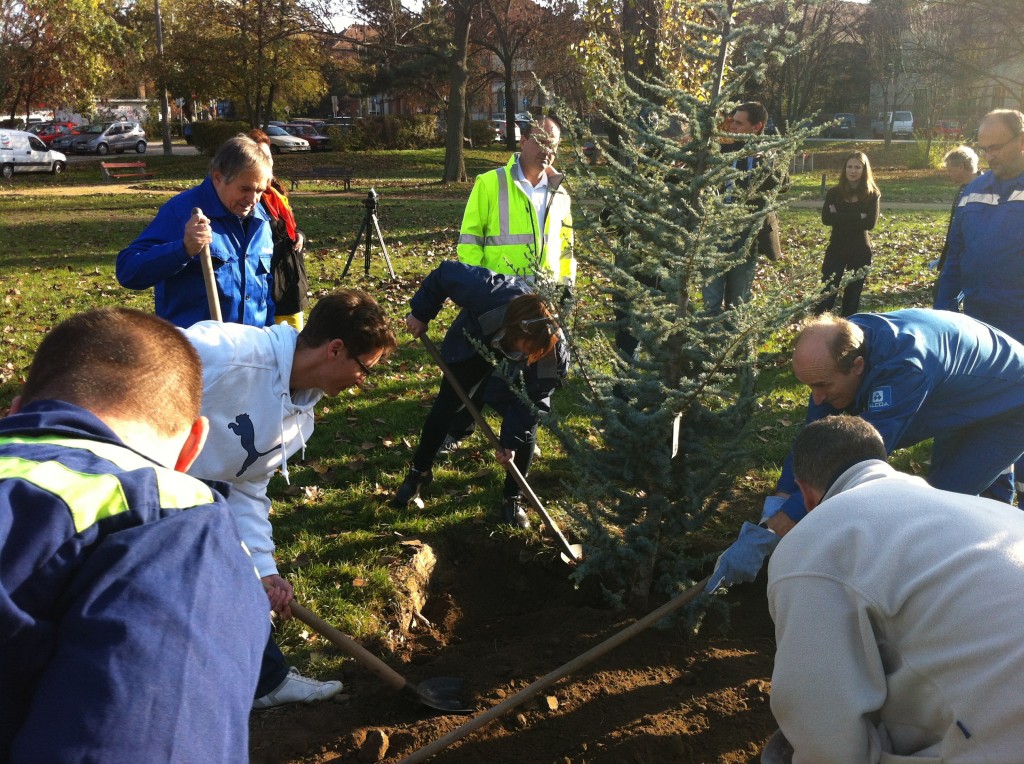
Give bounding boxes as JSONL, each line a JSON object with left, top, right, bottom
{"left": 458, "top": 154, "right": 575, "bottom": 285}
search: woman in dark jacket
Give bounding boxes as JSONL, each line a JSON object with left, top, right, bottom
{"left": 815, "top": 151, "right": 881, "bottom": 316}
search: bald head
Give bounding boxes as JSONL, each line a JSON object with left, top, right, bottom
{"left": 792, "top": 317, "right": 865, "bottom": 410}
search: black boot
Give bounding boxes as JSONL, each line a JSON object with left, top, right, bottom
{"left": 501, "top": 495, "right": 530, "bottom": 529}
{"left": 391, "top": 467, "right": 433, "bottom": 508}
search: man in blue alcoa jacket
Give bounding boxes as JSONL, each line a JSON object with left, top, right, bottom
{"left": 0, "top": 308, "right": 269, "bottom": 762}
{"left": 765, "top": 309, "right": 1024, "bottom": 537}
{"left": 116, "top": 134, "right": 276, "bottom": 328}
{"left": 934, "top": 109, "right": 1024, "bottom": 341}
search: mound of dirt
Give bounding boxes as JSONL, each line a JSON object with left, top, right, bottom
{"left": 250, "top": 532, "right": 777, "bottom": 763}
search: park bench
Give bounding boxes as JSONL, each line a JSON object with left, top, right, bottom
{"left": 288, "top": 166, "right": 354, "bottom": 191}
{"left": 100, "top": 161, "right": 155, "bottom": 182}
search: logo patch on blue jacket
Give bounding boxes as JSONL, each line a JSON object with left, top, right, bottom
{"left": 868, "top": 386, "right": 892, "bottom": 410}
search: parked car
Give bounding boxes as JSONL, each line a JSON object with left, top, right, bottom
{"left": 871, "top": 111, "right": 914, "bottom": 138}
{"left": 491, "top": 111, "right": 533, "bottom": 123}
{"left": 73, "top": 121, "right": 147, "bottom": 155}
{"left": 27, "top": 122, "right": 80, "bottom": 145}
{"left": 0, "top": 129, "right": 68, "bottom": 178}
{"left": 931, "top": 119, "right": 963, "bottom": 139}
{"left": 827, "top": 113, "right": 857, "bottom": 138}
{"left": 50, "top": 129, "right": 80, "bottom": 153}
{"left": 283, "top": 123, "right": 332, "bottom": 151}
{"left": 491, "top": 118, "right": 521, "bottom": 143}
{"left": 264, "top": 125, "right": 310, "bottom": 153}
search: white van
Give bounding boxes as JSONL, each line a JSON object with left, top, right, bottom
{"left": 0, "top": 129, "right": 68, "bottom": 179}
{"left": 871, "top": 111, "right": 914, "bottom": 138}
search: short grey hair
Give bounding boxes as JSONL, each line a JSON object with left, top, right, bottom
{"left": 943, "top": 145, "right": 979, "bottom": 174}
{"left": 792, "top": 416, "right": 887, "bottom": 493}
{"left": 209, "top": 134, "right": 272, "bottom": 183}
{"left": 981, "top": 109, "right": 1024, "bottom": 137}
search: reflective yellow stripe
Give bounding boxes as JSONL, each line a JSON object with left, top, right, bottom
{"left": 0, "top": 435, "right": 215, "bottom": 513}
{"left": 0, "top": 455, "right": 129, "bottom": 533}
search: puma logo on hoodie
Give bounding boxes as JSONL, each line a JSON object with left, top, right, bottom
{"left": 227, "top": 413, "right": 281, "bottom": 477}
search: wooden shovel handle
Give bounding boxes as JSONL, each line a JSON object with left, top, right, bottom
{"left": 262, "top": 582, "right": 409, "bottom": 693}
{"left": 191, "top": 206, "right": 222, "bottom": 322}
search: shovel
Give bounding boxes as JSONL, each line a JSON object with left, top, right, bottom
{"left": 277, "top": 590, "right": 473, "bottom": 715}
{"left": 191, "top": 206, "right": 222, "bottom": 322}
{"left": 419, "top": 334, "right": 583, "bottom": 565}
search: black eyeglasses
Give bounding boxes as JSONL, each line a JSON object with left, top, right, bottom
{"left": 349, "top": 353, "right": 372, "bottom": 377}
{"left": 520, "top": 315, "right": 559, "bottom": 335}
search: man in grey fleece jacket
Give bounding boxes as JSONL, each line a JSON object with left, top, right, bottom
{"left": 768, "top": 415, "right": 1024, "bottom": 763}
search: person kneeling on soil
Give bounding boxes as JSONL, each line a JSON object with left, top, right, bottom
{"left": 393, "top": 261, "right": 568, "bottom": 529}
{"left": 766, "top": 415, "right": 1024, "bottom": 763}
{"left": 1, "top": 308, "right": 269, "bottom": 761}
{"left": 185, "top": 290, "right": 397, "bottom": 710}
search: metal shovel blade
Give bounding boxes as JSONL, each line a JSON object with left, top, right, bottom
{"left": 560, "top": 543, "right": 585, "bottom": 565}
{"left": 409, "top": 676, "right": 474, "bottom": 714}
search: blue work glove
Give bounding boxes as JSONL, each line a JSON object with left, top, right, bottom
{"left": 705, "top": 522, "right": 781, "bottom": 594}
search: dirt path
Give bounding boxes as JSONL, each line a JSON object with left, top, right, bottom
{"left": 0, "top": 183, "right": 164, "bottom": 196}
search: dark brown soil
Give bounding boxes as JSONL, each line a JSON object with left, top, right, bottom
{"left": 249, "top": 533, "right": 776, "bottom": 764}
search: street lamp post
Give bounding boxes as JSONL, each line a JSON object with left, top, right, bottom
{"left": 155, "top": 0, "right": 173, "bottom": 155}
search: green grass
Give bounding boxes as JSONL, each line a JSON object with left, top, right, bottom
{"left": 0, "top": 150, "right": 951, "bottom": 674}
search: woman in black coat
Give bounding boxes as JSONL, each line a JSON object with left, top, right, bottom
{"left": 814, "top": 151, "right": 881, "bottom": 316}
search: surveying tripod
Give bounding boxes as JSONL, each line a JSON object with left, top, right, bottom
{"left": 342, "top": 188, "right": 396, "bottom": 280}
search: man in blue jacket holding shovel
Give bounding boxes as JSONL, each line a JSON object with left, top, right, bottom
{"left": 392, "top": 262, "right": 569, "bottom": 529}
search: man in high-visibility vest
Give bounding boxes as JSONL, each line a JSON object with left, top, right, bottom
{"left": 458, "top": 114, "right": 575, "bottom": 289}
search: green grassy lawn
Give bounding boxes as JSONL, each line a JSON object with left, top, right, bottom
{"left": 0, "top": 151, "right": 950, "bottom": 676}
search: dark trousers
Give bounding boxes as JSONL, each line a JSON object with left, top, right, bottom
{"left": 413, "top": 356, "right": 536, "bottom": 497}
{"left": 816, "top": 251, "right": 870, "bottom": 317}
{"left": 255, "top": 633, "right": 290, "bottom": 698}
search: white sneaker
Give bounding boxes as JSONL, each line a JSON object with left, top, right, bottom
{"left": 252, "top": 667, "right": 343, "bottom": 710}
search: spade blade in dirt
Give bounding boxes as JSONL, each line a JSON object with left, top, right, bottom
{"left": 408, "top": 677, "right": 473, "bottom": 714}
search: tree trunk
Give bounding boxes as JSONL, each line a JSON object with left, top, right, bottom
{"left": 621, "top": 0, "right": 662, "bottom": 81}
{"left": 442, "top": 2, "right": 473, "bottom": 183}
{"left": 264, "top": 82, "right": 277, "bottom": 127}
{"left": 504, "top": 59, "right": 516, "bottom": 151}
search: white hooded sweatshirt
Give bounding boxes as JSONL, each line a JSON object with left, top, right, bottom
{"left": 185, "top": 320, "right": 322, "bottom": 577}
